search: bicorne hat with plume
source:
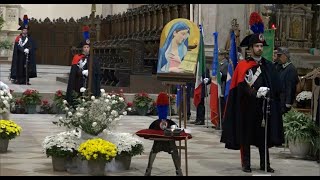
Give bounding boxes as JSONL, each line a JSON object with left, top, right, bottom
{"left": 18, "top": 15, "right": 29, "bottom": 30}
{"left": 156, "top": 92, "right": 169, "bottom": 120}
{"left": 78, "top": 25, "right": 90, "bottom": 48}
{"left": 240, "top": 12, "right": 268, "bottom": 47}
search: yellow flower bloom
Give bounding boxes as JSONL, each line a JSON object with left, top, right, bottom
{"left": 78, "top": 138, "right": 117, "bottom": 162}
{"left": 0, "top": 120, "right": 22, "bottom": 140}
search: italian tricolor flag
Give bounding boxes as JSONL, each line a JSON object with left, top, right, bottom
{"left": 193, "top": 31, "right": 206, "bottom": 107}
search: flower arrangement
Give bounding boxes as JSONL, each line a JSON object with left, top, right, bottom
{"left": 296, "top": 91, "right": 312, "bottom": 102}
{"left": 0, "top": 89, "right": 14, "bottom": 114}
{"left": 0, "top": 120, "right": 22, "bottom": 140}
{"left": 107, "top": 132, "right": 144, "bottom": 157}
{"left": 53, "top": 88, "right": 128, "bottom": 136}
{"left": 78, "top": 138, "right": 117, "bottom": 162}
{"left": 169, "top": 94, "right": 176, "bottom": 106}
{"left": 21, "top": 89, "right": 41, "bottom": 106}
{"left": 53, "top": 90, "right": 66, "bottom": 111}
{"left": 133, "top": 92, "right": 153, "bottom": 109}
{"left": 42, "top": 130, "right": 80, "bottom": 158}
{"left": 40, "top": 100, "right": 52, "bottom": 113}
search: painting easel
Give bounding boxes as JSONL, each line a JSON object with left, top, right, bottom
{"left": 163, "top": 80, "right": 189, "bottom": 176}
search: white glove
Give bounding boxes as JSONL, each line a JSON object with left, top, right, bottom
{"left": 0, "top": 81, "right": 9, "bottom": 91}
{"left": 82, "top": 70, "right": 88, "bottom": 77}
{"left": 256, "top": 87, "right": 270, "bottom": 98}
{"left": 24, "top": 48, "right": 29, "bottom": 54}
{"left": 203, "top": 78, "right": 209, "bottom": 84}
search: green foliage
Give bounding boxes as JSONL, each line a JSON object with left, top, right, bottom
{"left": 119, "top": 144, "right": 144, "bottom": 157}
{"left": 133, "top": 92, "right": 153, "bottom": 108}
{"left": 45, "top": 146, "right": 78, "bottom": 158}
{"left": 21, "top": 89, "right": 41, "bottom": 106}
{"left": 0, "top": 39, "right": 13, "bottom": 50}
{"left": 283, "top": 109, "right": 318, "bottom": 146}
{"left": 53, "top": 90, "right": 66, "bottom": 111}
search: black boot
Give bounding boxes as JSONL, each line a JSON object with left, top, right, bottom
{"left": 241, "top": 145, "right": 251, "bottom": 173}
{"left": 259, "top": 146, "right": 274, "bottom": 173}
{"left": 242, "top": 166, "right": 252, "bottom": 173}
{"left": 195, "top": 120, "right": 204, "bottom": 125}
{"left": 260, "top": 166, "right": 275, "bottom": 173}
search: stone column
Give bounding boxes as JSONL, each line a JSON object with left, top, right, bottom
{"left": 0, "top": 4, "right": 22, "bottom": 62}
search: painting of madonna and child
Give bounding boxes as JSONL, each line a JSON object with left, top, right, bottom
{"left": 157, "top": 18, "right": 200, "bottom": 82}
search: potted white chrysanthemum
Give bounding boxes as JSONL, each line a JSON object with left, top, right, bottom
{"left": 296, "top": 91, "right": 312, "bottom": 108}
{"left": 53, "top": 88, "right": 128, "bottom": 139}
{"left": 106, "top": 132, "right": 144, "bottom": 170}
{"left": 42, "top": 130, "right": 80, "bottom": 171}
{"left": 0, "top": 89, "right": 14, "bottom": 119}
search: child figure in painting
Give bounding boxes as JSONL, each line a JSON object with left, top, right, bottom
{"left": 158, "top": 21, "right": 190, "bottom": 73}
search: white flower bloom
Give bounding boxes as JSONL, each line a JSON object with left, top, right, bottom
{"left": 0, "top": 96, "right": 4, "bottom": 99}
{"left": 102, "top": 93, "right": 107, "bottom": 97}
{"left": 80, "top": 87, "right": 86, "bottom": 93}
{"left": 82, "top": 99, "right": 86, "bottom": 102}
{"left": 106, "top": 106, "right": 111, "bottom": 111}
{"left": 105, "top": 99, "right": 110, "bottom": 103}
{"left": 100, "top": 89, "right": 105, "bottom": 93}
{"left": 112, "top": 100, "right": 117, "bottom": 104}
{"left": 80, "top": 107, "right": 84, "bottom": 111}
{"left": 91, "top": 96, "right": 95, "bottom": 100}
{"left": 0, "top": 91, "right": 3, "bottom": 96}
{"left": 68, "top": 112, "right": 72, "bottom": 116}
{"left": 111, "top": 94, "right": 116, "bottom": 98}
{"left": 92, "top": 122, "right": 97, "bottom": 127}
{"left": 76, "top": 112, "right": 83, "bottom": 117}
{"left": 59, "top": 116, "right": 63, "bottom": 120}
{"left": 296, "top": 91, "right": 312, "bottom": 102}
{"left": 63, "top": 100, "right": 68, "bottom": 104}
{"left": 119, "top": 97, "right": 124, "bottom": 102}
{"left": 65, "top": 107, "right": 69, "bottom": 111}
{"left": 102, "top": 129, "right": 108, "bottom": 134}
{"left": 8, "top": 94, "right": 12, "bottom": 99}
{"left": 103, "top": 112, "right": 106, "bottom": 116}
{"left": 107, "top": 95, "right": 111, "bottom": 99}
{"left": 122, "top": 111, "right": 127, "bottom": 115}
{"left": 4, "top": 96, "right": 9, "bottom": 100}
{"left": 127, "top": 107, "right": 132, "bottom": 111}
{"left": 111, "top": 110, "right": 118, "bottom": 116}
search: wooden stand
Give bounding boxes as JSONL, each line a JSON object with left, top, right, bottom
{"left": 163, "top": 81, "right": 189, "bottom": 176}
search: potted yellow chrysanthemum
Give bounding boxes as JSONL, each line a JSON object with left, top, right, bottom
{"left": 78, "top": 138, "right": 117, "bottom": 176}
{"left": 0, "top": 120, "right": 22, "bottom": 153}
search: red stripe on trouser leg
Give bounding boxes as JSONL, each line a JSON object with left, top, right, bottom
{"left": 240, "top": 145, "right": 244, "bottom": 167}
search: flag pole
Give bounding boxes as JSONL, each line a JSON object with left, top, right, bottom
{"left": 218, "top": 88, "right": 222, "bottom": 130}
